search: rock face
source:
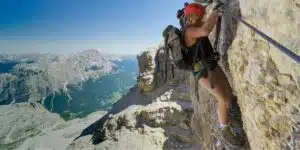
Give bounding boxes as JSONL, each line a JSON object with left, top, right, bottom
{"left": 0, "top": 50, "right": 118, "bottom": 104}
{"left": 189, "top": 1, "right": 249, "bottom": 149}
{"left": 190, "top": 0, "right": 300, "bottom": 150}
{"left": 137, "top": 42, "right": 190, "bottom": 97}
{"left": 228, "top": 0, "right": 300, "bottom": 149}
{"left": 69, "top": 84, "right": 200, "bottom": 150}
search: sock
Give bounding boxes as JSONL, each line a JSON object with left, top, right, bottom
{"left": 219, "top": 123, "right": 228, "bottom": 129}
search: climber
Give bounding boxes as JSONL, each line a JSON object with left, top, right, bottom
{"left": 183, "top": 3, "right": 244, "bottom": 147}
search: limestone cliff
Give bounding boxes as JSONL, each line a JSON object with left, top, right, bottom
{"left": 137, "top": 42, "right": 190, "bottom": 100}
{"left": 190, "top": 0, "right": 300, "bottom": 150}
{"left": 229, "top": 0, "right": 300, "bottom": 149}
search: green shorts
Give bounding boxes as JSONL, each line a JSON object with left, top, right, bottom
{"left": 192, "top": 59, "right": 217, "bottom": 80}
{"left": 193, "top": 69, "right": 208, "bottom": 81}
{"left": 192, "top": 62, "right": 208, "bottom": 80}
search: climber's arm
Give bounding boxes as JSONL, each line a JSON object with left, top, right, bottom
{"left": 186, "top": 9, "right": 220, "bottom": 38}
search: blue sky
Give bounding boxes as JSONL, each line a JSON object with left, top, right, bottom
{"left": 0, "top": 0, "right": 187, "bottom": 54}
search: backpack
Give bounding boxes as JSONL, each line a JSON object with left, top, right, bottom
{"left": 163, "top": 17, "right": 222, "bottom": 100}
{"left": 162, "top": 25, "right": 193, "bottom": 71}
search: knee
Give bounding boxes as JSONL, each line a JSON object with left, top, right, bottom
{"left": 214, "top": 86, "right": 231, "bottom": 103}
{"left": 199, "top": 78, "right": 216, "bottom": 96}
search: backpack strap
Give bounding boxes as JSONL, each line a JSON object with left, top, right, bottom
{"left": 212, "top": 16, "right": 222, "bottom": 62}
{"left": 180, "top": 29, "right": 192, "bottom": 70}
{"left": 214, "top": 16, "right": 221, "bottom": 51}
{"left": 164, "top": 33, "right": 169, "bottom": 83}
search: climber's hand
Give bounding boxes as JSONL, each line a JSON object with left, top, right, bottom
{"left": 217, "top": 8, "right": 224, "bottom": 16}
{"left": 213, "top": 2, "right": 225, "bottom": 10}
{"left": 213, "top": 2, "right": 225, "bottom": 16}
{"left": 193, "top": 0, "right": 213, "bottom": 5}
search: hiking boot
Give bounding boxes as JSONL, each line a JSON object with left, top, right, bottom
{"left": 220, "top": 124, "right": 245, "bottom": 148}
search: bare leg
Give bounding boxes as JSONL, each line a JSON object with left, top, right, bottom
{"left": 199, "top": 65, "right": 233, "bottom": 125}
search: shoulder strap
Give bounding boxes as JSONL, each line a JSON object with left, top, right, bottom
{"left": 164, "top": 34, "right": 169, "bottom": 83}
{"left": 193, "top": 41, "right": 200, "bottom": 63}
{"left": 214, "top": 16, "right": 222, "bottom": 53}
{"left": 183, "top": 27, "right": 200, "bottom": 64}
{"left": 164, "top": 33, "right": 169, "bottom": 55}
{"left": 181, "top": 29, "right": 190, "bottom": 59}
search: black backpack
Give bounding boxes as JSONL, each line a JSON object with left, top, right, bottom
{"left": 162, "top": 25, "right": 194, "bottom": 71}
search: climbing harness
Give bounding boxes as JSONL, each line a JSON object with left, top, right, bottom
{"left": 213, "top": 16, "right": 221, "bottom": 62}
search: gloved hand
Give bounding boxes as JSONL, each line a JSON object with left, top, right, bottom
{"left": 213, "top": 2, "right": 225, "bottom": 10}
{"left": 193, "top": 0, "right": 213, "bottom": 4}
{"left": 213, "top": 2, "right": 225, "bottom": 16}
{"left": 177, "top": 9, "right": 183, "bottom": 19}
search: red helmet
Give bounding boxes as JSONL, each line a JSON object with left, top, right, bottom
{"left": 184, "top": 3, "right": 206, "bottom": 17}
